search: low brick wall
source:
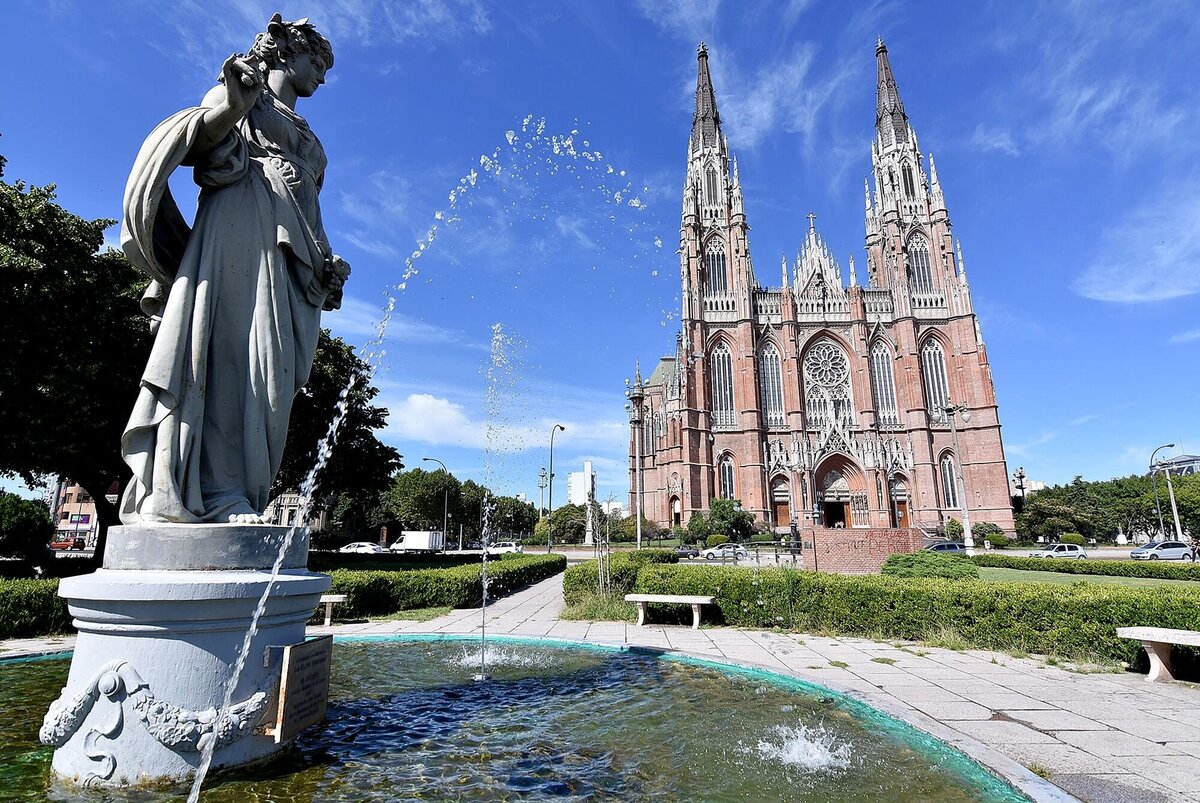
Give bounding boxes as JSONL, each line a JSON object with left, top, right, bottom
{"left": 789, "top": 527, "right": 924, "bottom": 574}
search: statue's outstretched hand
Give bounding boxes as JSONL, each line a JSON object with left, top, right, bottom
{"left": 220, "top": 54, "right": 264, "bottom": 117}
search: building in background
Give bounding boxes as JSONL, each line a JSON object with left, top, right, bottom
{"left": 1155, "top": 454, "right": 1200, "bottom": 477}
{"left": 629, "top": 41, "right": 1014, "bottom": 535}
{"left": 51, "top": 479, "right": 99, "bottom": 547}
{"left": 567, "top": 461, "right": 595, "bottom": 507}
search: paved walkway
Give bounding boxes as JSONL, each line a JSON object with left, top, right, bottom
{"left": 314, "top": 575, "right": 1200, "bottom": 803}
{"left": 7, "top": 576, "right": 1200, "bottom": 801}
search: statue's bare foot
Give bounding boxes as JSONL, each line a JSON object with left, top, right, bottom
{"left": 228, "top": 511, "right": 267, "bottom": 525}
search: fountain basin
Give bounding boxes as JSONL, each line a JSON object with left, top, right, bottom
{"left": 4, "top": 634, "right": 1035, "bottom": 801}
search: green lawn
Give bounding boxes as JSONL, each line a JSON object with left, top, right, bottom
{"left": 979, "top": 567, "right": 1200, "bottom": 589}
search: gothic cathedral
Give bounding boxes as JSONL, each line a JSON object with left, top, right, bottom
{"left": 629, "top": 41, "right": 1015, "bottom": 535}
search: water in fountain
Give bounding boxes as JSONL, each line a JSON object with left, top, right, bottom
{"left": 187, "top": 116, "right": 667, "bottom": 798}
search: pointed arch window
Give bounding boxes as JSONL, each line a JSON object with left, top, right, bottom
{"left": 803, "top": 339, "right": 853, "bottom": 429}
{"left": 643, "top": 415, "right": 653, "bottom": 452}
{"left": 759, "top": 345, "right": 785, "bottom": 428}
{"left": 940, "top": 453, "right": 960, "bottom": 509}
{"left": 706, "top": 243, "right": 728, "bottom": 294}
{"left": 705, "top": 165, "right": 720, "bottom": 206}
{"left": 719, "top": 455, "right": 735, "bottom": 499}
{"left": 711, "top": 343, "right": 735, "bottom": 428}
{"left": 870, "top": 342, "right": 899, "bottom": 426}
{"left": 902, "top": 165, "right": 916, "bottom": 198}
{"left": 921, "top": 340, "right": 951, "bottom": 416}
{"left": 908, "top": 234, "right": 933, "bottom": 293}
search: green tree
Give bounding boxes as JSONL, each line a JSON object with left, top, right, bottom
{"left": 686, "top": 511, "right": 710, "bottom": 542}
{"left": 0, "top": 168, "right": 152, "bottom": 560}
{"left": 273, "top": 330, "right": 402, "bottom": 533}
{"left": 491, "top": 494, "right": 539, "bottom": 537}
{"left": 379, "top": 468, "right": 462, "bottom": 536}
{"left": 706, "top": 498, "right": 755, "bottom": 541}
{"left": 0, "top": 492, "right": 53, "bottom": 561}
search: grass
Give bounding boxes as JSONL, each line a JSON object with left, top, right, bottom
{"left": 978, "top": 567, "right": 1200, "bottom": 589}
{"left": 1027, "top": 763, "right": 1052, "bottom": 780}
{"left": 925, "top": 625, "right": 969, "bottom": 651}
{"left": 560, "top": 593, "right": 638, "bottom": 622}
{"left": 369, "top": 606, "right": 454, "bottom": 623}
{"left": 871, "top": 656, "right": 897, "bottom": 665}
{"left": 829, "top": 660, "right": 849, "bottom": 669}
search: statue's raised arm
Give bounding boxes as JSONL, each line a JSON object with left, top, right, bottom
{"left": 119, "top": 14, "right": 348, "bottom": 526}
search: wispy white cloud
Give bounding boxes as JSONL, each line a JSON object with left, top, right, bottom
{"left": 1074, "top": 182, "right": 1200, "bottom": 303}
{"left": 634, "top": 0, "right": 720, "bottom": 42}
{"left": 554, "top": 215, "right": 598, "bottom": 250}
{"left": 969, "top": 124, "right": 1019, "bottom": 157}
{"left": 327, "top": 295, "right": 487, "bottom": 350}
{"left": 1168, "top": 329, "right": 1200, "bottom": 345}
{"left": 1069, "top": 413, "right": 1099, "bottom": 427}
{"left": 1007, "top": 431, "right": 1056, "bottom": 458}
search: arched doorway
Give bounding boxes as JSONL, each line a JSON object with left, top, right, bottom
{"left": 889, "top": 475, "right": 910, "bottom": 529}
{"left": 815, "top": 457, "right": 866, "bottom": 528}
{"left": 769, "top": 477, "right": 791, "bottom": 527}
{"left": 670, "top": 496, "right": 682, "bottom": 528}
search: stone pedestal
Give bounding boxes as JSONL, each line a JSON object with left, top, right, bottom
{"left": 41, "top": 524, "right": 330, "bottom": 788}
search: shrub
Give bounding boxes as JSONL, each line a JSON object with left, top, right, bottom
{"left": 971, "top": 554, "right": 1200, "bottom": 581}
{"left": 944, "top": 518, "right": 963, "bottom": 540}
{"left": 750, "top": 532, "right": 777, "bottom": 543}
{"left": 1060, "top": 532, "right": 1086, "bottom": 546}
{"left": 324, "top": 554, "right": 564, "bottom": 618}
{"left": 985, "top": 533, "right": 1010, "bottom": 549}
{"left": 631, "top": 563, "right": 1200, "bottom": 663}
{"left": 706, "top": 534, "right": 730, "bottom": 548}
{"left": 562, "top": 549, "right": 678, "bottom": 604}
{"left": 0, "top": 579, "right": 71, "bottom": 639}
{"left": 881, "top": 551, "right": 980, "bottom": 579}
{"left": 972, "top": 522, "right": 1004, "bottom": 540}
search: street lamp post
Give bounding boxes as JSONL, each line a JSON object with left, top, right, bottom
{"left": 625, "top": 375, "right": 645, "bottom": 550}
{"left": 1012, "top": 466, "right": 1027, "bottom": 514}
{"left": 1150, "top": 444, "right": 1174, "bottom": 541}
{"left": 547, "top": 424, "right": 565, "bottom": 553}
{"left": 422, "top": 457, "right": 453, "bottom": 550}
{"left": 941, "top": 404, "right": 974, "bottom": 548}
{"left": 537, "top": 467, "right": 548, "bottom": 520}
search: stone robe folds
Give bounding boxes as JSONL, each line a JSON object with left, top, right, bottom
{"left": 119, "top": 92, "right": 338, "bottom": 524}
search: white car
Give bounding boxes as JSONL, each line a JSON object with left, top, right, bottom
{"left": 1028, "top": 543, "right": 1087, "bottom": 559}
{"left": 486, "top": 542, "right": 523, "bottom": 556}
{"left": 702, "top": 543, "right": 748, "bottom": 561}
{"left": 338, "top": 541, "right": 384, "bottom": 554}
{"left": 1129, "top": 541, "right": 1195, "bottom": 561}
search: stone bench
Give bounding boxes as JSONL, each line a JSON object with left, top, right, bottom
{"left": 1117, "top": 626, "right": 1200, "bottom": 681}
{"left": 319, "top": 593, "right": 347, "bottom": 627}
{"left": 624, "top": 593, "right": 715, "bottom": 629}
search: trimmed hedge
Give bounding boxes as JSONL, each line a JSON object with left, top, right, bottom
{"left": 972, "top": 554, "right": 1200, "bottom": 581}
{"left": 0, "top": 579, "right": 71, "bottom": 639}
{"left": 1059, "top": 533, "right": 1086, "bottom": 546}
{"left": 562, "top": 549, "right": 679, "bottom": 605}
{"left": 309, "top": 552, "right": 480, "bottom": 572}
{"left": 881, "top": 552, "right": 979, "bottom": 579}
{"left": 632, "top": 563, "right": 1200, "bottom": 663}
{"left": 326, "top": 553, "right": 565, "bottom": 618}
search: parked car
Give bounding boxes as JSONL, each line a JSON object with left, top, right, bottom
{"left": 338, "top": 541, "right": 384, "bottom": 554}
{"left": 486, "top": 542, "right": 523, "bottom": 556}
{"left": 924, "top": 542, "right": 967, "bottom": 554}
{"left": 702, "top": 543, "right": 748, "bottom": 561}
{"left": 50, "top": 535, "right": 87, "bottom": 551}
{"left": 1028, "top": 543, "right": 1087, "bottom": 559}
{"left": 1130, "top": 541, "right": 1195, "bottom": 561}
{"left": 675, "top": 545, "right": 700, "bottom": 559}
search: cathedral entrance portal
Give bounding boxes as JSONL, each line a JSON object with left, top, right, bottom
{"left": 889, "top": 477, "right": 910, "bottom": 528}
{"left": 770, "top": 478, "right": 790, "bottom": 527}
{"left": 816, "top": 461, "right": 864, "bottom": 528}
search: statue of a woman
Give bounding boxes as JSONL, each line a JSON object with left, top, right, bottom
{"left": 119, "top": 15, "right": 348, "bottom": 525}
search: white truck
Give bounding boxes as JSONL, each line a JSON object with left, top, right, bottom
{"left": 389, "top": 530, "right": 446, "bottom": 553}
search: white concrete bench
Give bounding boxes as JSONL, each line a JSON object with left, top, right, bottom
{"left": 625, "top": 593, "right": 715, "bottom": 629}
{"left": 1117, "top": 626, "right": 1200, "bottom": 681}
{"left": 319, "top": 593, "right": 347, "bottom": 627}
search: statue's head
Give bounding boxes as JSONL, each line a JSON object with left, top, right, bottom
{"left": 247, "top": 13, "right": 334, "bottom": 97}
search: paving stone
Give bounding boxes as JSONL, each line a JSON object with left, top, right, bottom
{"left": 1052, "top": 773, "right": 1177, "bottom": 803}
{"left": 946, "top": 719, "right": 1059, "bottom": 745}
{"left": 967, "top": 691, "right": 1058, "bottom": 711}
{"left": 999, "top": 742, "right": 1115, "bottom": 774}
{"left": 1053, "top": 728, "right": 1175, "bottom": 757}
{"left": 1110, "top": 754, "right": 1200, "bottom": 794}
{"left": 907, "top": 700, "right": 995, "bottom": 721}
{"left": 1004, "top": 709, "right": 1108, "bottom": 731}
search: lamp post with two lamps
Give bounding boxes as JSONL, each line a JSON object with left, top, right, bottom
{"left": 421, "top": 457, "right": 453, "bottom": 550}
{"left": 1012, "top": 466, "right": 1027, "bottom": 514}
{"left": 941, "top": 404, "right": 974, "bottom": 549}
{"left": 547, "top": 424, "right": 565, "bottom": 553}
{"left": 1150, "top": 443, "right": 1174, "bottom": 541}
{"left": 537, "top": 467, "right": 548, "bottom": 521}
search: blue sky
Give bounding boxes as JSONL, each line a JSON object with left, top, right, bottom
{"left": 3, "top": 0, "right": 1199, "bottom": 507}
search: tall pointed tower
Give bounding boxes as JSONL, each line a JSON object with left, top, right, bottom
{"left": 630, "top": 41, "right": 1014, "bottom": 539}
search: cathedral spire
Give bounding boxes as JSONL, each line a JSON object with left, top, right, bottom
{"left": 875, "top": 38, "right": 909, "bottom": 147}
{"left": 692, "top": 42, "right": 722, "bottom": 152}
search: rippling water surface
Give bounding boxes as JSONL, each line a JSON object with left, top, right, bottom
{"left": 0, "top": 640, "right": 1025, "bottom": 801}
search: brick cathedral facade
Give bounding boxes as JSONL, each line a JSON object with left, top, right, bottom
{"left": 628, "top": 41, "right": 1015, "bottom": 535}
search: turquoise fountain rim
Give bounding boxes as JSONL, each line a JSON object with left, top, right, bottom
{"left": 3, "top": 635, "right": 1040, "bottom": 801}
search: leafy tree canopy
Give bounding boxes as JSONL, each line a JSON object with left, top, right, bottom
{"left": 0, "top": 491, "right": 53, "bottom": 561}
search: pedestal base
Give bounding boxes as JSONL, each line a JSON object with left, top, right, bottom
{"left": 41, "top": 524, "right": 330, "bottom": 788}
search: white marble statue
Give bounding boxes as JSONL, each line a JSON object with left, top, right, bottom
{"left": 119, "top": 15, "right": 348, "bottom": 525}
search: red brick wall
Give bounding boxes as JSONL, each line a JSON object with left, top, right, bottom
{"left": 789, "top": 527, "right": 924, "bottom": 574}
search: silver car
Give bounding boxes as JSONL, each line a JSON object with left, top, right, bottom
{"left": 702, "top": 543, "right": 748, "bottom": 561}
{"left": 1028, "top": 543, "right": 1087, "bottom": 559}
{"left": 1130, "top": 541, "right": 1195, "bottom": 561}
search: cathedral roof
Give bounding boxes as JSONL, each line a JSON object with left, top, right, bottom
{"left": 875, "top": 38, "right": 909, "bottom": 147}
{"left": 646, "top": 357, "right": 676, "bottom": 388}
{"left": 692, "top": 42, "right": 722, "bottom": 151}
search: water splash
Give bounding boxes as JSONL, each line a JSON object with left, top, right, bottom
{"left": 749, "top": 723, "right": 853, "bottom": 774}
{"left": 191, "top": 118, "right": 658, "bottom": 798}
